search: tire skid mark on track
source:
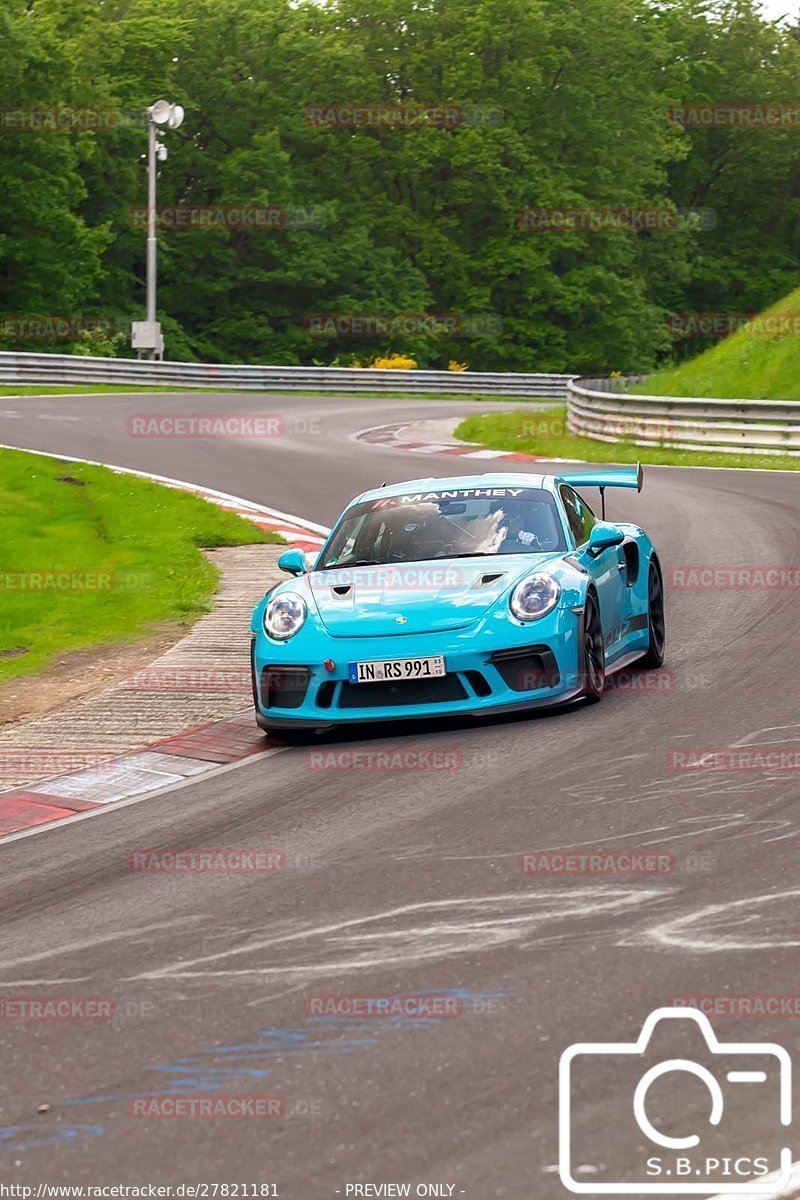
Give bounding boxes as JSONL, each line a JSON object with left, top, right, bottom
{"left": 627, "top": 888, "right": 800, "bottom": 953}
{"left": 125, "top": 889, "right": 668, "bottom": 984}
{"left": 710, "top": 1160, "right": 800, "bottom": 1199}
{"left": 433, "top": 812, "right": 790, "bottom": 861}
{"left": 0, "top": 916, "right": 208, "bottom": 980}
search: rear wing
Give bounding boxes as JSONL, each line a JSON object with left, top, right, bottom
{"left": 557, "top": 463, "right": 642, "bottom": 520}
{"left": 558, "top": 463, "right": 643, "bottom": 493}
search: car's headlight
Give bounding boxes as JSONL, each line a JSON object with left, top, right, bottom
{"left": 263, "top": 593, "right": 307, "bottom": 639}
{"left": 510, "top": 574, "right": 561, "bottom": 621}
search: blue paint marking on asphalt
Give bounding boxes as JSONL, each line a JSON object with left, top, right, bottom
{"left": 0, "top": 1124, "right": 105, "bottom": 1151}
{"left": 60, "top": 1030, "right": 380, "bottom": 1105}
{"left": 0, "top": 988, "right": 508, "bottom": 1148}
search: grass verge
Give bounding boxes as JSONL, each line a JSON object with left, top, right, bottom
{"left": 0, "top": 448, "right": 282, "bottom": 684}
{"left": 633, "top": 287, "right": 800, "bottom": 400}
{"left": 454, "top": 406, "right": 800, "bottom": 471}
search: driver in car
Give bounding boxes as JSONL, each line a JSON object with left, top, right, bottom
{"left": 498, "top": 502, "right": 548, "bottom": 551}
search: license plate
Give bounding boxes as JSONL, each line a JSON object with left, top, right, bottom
{"left": 348, "top": 655, "right": 446, "bottom": 684}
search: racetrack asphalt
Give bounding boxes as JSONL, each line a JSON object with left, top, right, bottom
{"left": 0, "top": 392, "right": 798, "bottom": 1197}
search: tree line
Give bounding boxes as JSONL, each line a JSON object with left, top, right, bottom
{"left": 1, "top": 0, "right": 799, "bottom": 372}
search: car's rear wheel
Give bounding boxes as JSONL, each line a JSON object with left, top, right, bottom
{"left": 637, "top": 560, "right": 666, "bottom": 669}
{"left": 580, "top": 592, "right": 606, "bottom": 704}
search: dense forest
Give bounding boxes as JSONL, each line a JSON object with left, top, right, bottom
{"left": 2, "top": 0, "right": 800, "bottom": 371}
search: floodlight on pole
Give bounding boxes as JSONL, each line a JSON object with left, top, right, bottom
{"left": 130, "top": 99, "right": 186, "bottom": 362}
{"left": 150, "top": 99, "right": 172, "bottom": 125}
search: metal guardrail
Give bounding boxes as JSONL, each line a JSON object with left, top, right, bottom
{"left": 0, "top": 351, "right": 573, "bottom": 397}
{"left": 5, "top": 351, "right": 795, "bottom": 452}
{"left": 568, "top": 377, "right": 800, "bottom": 456}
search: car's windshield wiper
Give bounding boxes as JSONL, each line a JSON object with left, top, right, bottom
{"left": 319, "top": 558, "right": 381, "bottom": 570}
{"left": 437, "top": 551, "right": 498, "bottom": 559}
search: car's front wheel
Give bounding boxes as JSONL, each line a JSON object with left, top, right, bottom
{"left": 637, "top": 560, "right": 666, "bottom": 669}
{"left": 580, "top": 592, "right": 606, "bottom": 704}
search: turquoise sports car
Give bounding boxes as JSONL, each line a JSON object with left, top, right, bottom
{"left": 250, "top": 468, "right": 665, "bottom": 737}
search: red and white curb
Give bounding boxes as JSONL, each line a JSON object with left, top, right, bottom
{"left": 353, "top": 421, "right": 585, "bottom": 463}
{"left": 164, "top": 483, "right": 327, "bottom": 555}
{"left": 353, "top": 419, "right": 800, "bottom": 478}
{"left": 0, "top": 445, "right": 330, "bottom": 841}
{"left": 0, "top": 714, "right": 283, "bottom": 839}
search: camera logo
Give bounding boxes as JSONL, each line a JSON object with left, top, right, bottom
{"left": 559, "top": 1007, "right": 792, "bottom": 1193}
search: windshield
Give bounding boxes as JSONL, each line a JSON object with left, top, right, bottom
{"left": 317, "top": 485, "right": 567, "bottom": 569}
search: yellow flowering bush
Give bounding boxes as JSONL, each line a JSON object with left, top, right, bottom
{"left": 370, "top": 353, "right": 417, "bottom": 370}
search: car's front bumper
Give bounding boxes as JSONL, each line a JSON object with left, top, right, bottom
{"left": 251, "top": 606, "right": 584, "bottom": 727}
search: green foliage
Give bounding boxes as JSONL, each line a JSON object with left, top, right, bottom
{"left": 1, "top": 0, "right": 799, "bottom": 374}
{"left": 0, "top": 448, "right": 281, "bottom": 682}
{"left": 633, "top": 287, "right": 800, "bottom": 398}
{"left": 70, "top": 328, "right": 132, "bottom": 356}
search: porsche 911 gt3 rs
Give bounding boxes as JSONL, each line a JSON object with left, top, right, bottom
{"left": 250, "top": 467, "right": 665, "bottom": 736}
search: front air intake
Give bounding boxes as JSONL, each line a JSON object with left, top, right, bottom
{"left": 489, "top": 646, "right": 559, "bottom": 691}
{"left": 261, "top": 666, "right": 311, "bottom": 709}
{"left": 338, "top": 675, "right": 467, "bottom": 708}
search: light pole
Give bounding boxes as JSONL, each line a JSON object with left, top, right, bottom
{"left": 131, "top": 99, "right": 184, "bottom": 361}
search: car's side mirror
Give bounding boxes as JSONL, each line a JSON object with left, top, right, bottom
{"left": 277, "top": 548, "right": 308, "bottom": 576}
{"left": 586, "top": 522, "right": 626, "bottom": 555}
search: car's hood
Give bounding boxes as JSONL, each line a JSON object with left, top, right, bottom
{"left": 305, "top": 553, "right": 565, "bottom": 637}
